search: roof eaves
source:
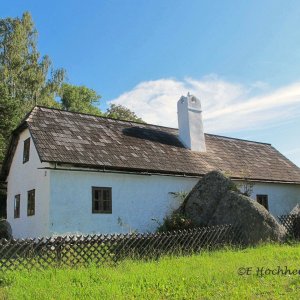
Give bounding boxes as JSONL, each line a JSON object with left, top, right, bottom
{"left": 41, "top": 160, "right": 300, "bottom": 185}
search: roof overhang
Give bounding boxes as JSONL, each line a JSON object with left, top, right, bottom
{"left": 39, "top": 162, "right": 300, "bottom": 185}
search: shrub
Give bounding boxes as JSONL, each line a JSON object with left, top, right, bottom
{"left": 157, "top": 212, "right": 195, "bottom": 232}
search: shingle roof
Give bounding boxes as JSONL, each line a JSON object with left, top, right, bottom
{"left": 2, "top": 106, "right": 300, "bottom": 184}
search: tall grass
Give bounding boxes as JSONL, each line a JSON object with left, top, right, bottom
{"left": 0, "top": 243, "right": 300, "bottom": 299}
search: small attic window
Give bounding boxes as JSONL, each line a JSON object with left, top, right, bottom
{"left": 23, "top": 138, "right": 30, "bottom": 163}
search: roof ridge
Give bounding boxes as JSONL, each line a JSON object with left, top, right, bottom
{"left": 204, "top": 133, "right": 271, "bottom": 145}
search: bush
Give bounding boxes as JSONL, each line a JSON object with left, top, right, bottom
{"left": 157, "top": 212, "right": 195, "bottom": 232}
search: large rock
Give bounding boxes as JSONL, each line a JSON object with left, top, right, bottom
{"left": 183, "top": 171, "right": 286, "bottom": 245}
{"left": 288, "top": 204, "right": 300, "bottom": 239}
{"left": 0, "top": 219, "right": 12, "bottom": 240}
{"left": 290, "top": 204, "right": 300, "bottom": 216}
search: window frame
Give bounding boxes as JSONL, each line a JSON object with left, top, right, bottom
{"left": 92, "top": 187, "right": 112, "bottom": 214}
{"left": 23, "top": 138, "right": 30, "bottom": 164}
{"left": 14, "top": 194, "right": 20, "bottom": 219}
{"left": 256, "top": 194, "right": 269, "bottom": 211}
{"left": 27, "top": 189, "right": 35, "bottom": 216}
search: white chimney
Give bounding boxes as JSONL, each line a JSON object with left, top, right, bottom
{"left": 177, "top": 93, "right": 206, "bottom": 152}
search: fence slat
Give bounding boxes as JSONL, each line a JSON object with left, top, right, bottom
{"left": 0, "top": 224, "right": 242, "bottom": 271}
{"left": 278, "top": 214, "right": 300, "bottom": 239}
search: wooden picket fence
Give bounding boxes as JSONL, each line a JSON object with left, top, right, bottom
{"left": 0, "top": 224, "right": 243, "bottom": 271}
{"left": 278, "top": 214, "right": 300, "bottom": 239}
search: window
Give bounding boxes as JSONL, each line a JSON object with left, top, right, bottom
{"left": 23, "top": 138, "right": 30, "bottom": 163}
{"left": 27, "top": 189, "right": 35, "bottom": 216}
{"left": 14, "top": 194, "right": 20, "bottom": 218}
{"left": 256, "top": 195, "right": 268, "bottom": 211}
{"left": 92, "top": 187, "right": 112, "bottom": 213}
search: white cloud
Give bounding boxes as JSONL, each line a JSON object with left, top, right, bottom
{"left": 108, "top": 76, "right": 300, "bottom": 133}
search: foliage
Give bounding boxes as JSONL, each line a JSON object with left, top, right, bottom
{"left": 231, "top": 169, "right": 255, "bottom": 197}
{"left": 106, "top": 104, "right": 145, "bottom": 123}
{"left": 0, "top": 12, "right": 65, "bottom": 107}
{"left": 157, "top": 212, "right": 195, "bottom": 232}
{"left": 1, "top": 243, "right": 300, "bottom": 299}
{"left": 59, "top": 83, "right": 102, "bottom": 115}
{"left": 0, "top": 12, "right": 144, "bottom": 162}
{"left": 0, "top": 84, "right": 19, "bottom": 161}
{"left": 238, "top": 178, "right": 255, "bottom": 197}
{"left": 0, "top": 12, "right": 65, "bottom": 159}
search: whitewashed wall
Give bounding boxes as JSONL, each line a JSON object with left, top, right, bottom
{"left": 49, "top": 171, "right": 300, "bottom": 236}
{"left": 6, "top": 129, "right": 50, "bottom": 238}
{"left": 50, "top": 170, "right": 300, "bottom": 234}
{"left": 49, "top": 170, "right": 198, "bottom": 235}
{"left": 249, "top": 182, "right": 300, "bottom": 217}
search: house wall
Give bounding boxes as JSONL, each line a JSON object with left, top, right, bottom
{"left": 49, "top": 170, "right": 300, "bottom": 236}
{"left": 249, "top": 182, "right": 300, "bottom": 217}
{"left": 49, "top": 170, "right": 198, "bottom": 235}
{"left": 6, "top": 129, "right": 50, "bottom": 238}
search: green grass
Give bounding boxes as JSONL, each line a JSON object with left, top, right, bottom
{"left": 0, "top": 243, "right": 300, "bottom": 299}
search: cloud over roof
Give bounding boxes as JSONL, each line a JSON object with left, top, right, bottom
{"left": 109, "top": 76, "right": 300, "bottom": 133}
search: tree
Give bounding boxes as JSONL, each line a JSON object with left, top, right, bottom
{"left": 0, "top": 12, "right": 65, "bottom": 159}
{"left": 59, "top": 83, "right": 102, "bottom": 115}
{"left": 0, "top": 84, "right": 19, "bottom": 161}
{"left": 0, "top": 12, "right": 145, "bottom": 161}
{"left": 105, "top": 104, "right": 145, "bottom": 123}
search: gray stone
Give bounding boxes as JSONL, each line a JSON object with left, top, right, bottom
{"left": 290, "top": 204, "right": 300, "bottom": 216}
{"left": 183, "top": 171, "right": 286, "bottom": 245}
{"left": 0, "top": 219, "right": 12, "bottom": 240}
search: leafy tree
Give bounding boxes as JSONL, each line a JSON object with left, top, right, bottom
{"left": 106, "top": 104, "right": 145, "bottom": 123}
{"left": 0, "top": 11, "right": 145, "bottom": 162}
{"left": 0, "top": 84, "right": 19, "bottom": 161}
{"left": 59, "top": 83, "right": 102, "bottom": 115}
{"left": 0, "top": 12, "right": 65, "bottom": 159}
{"left": 0, "top": 12, "right": 65, "bottom": 108}
{"left": 58, "top": 85, "right": 146, "bottom": 122}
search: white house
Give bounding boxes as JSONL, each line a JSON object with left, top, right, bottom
{"left": 1, "top": 94, "right": 300, "bottom": 238}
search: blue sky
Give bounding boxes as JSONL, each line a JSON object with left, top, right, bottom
{"left": 2, "top": 0, "right": 300, "bottom": 166}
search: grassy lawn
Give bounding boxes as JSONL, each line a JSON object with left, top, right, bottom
{"left": 0, "top": 243, "right": 300, "bottom": 299}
